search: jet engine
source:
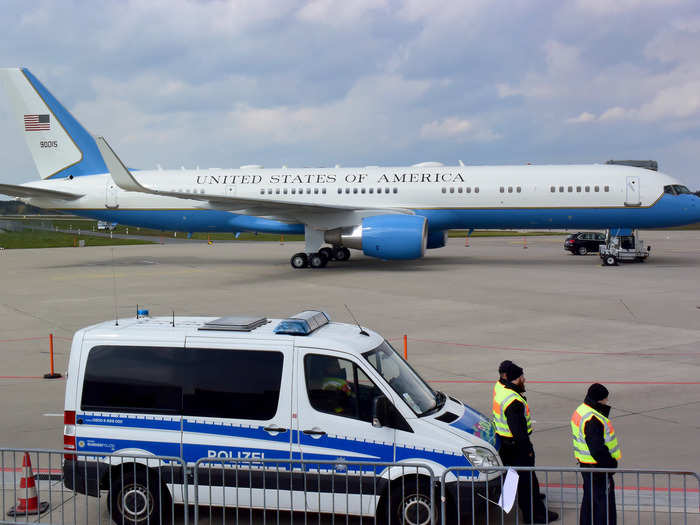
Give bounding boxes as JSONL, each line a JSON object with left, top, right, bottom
{"left": 325, "top": 215, "right": 427, "bottom": 260}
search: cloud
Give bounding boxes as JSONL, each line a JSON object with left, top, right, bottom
{"left": 574, "top": 0, "right": 688, "bottom": 15}
{"left": 420, "top": 117, "right": 501, "bottom": 142}
{"left": 566, "top": 112, "right": 597, "bottom": 124}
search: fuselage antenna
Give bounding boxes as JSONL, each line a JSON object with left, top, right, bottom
{"left": 344, "top": 304, "right": 369, "bottom": 336}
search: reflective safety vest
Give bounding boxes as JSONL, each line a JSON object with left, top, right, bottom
{"left": 492, "top": 384, "right": 532, "bottom": 437}
{"left": 571, "top": 403, "right": 621, "bottom": 464}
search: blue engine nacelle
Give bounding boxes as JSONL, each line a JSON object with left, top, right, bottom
{"left": 426, "top": 230, "right": 447, "bottom": 249}
{"left": 325, "top": 215, "right": 427, "bottom": 260}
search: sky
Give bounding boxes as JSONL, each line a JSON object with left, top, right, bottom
{"left": 1, "top": 0, "right": 699, "bottom": 191}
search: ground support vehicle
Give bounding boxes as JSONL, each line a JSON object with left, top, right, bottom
{"left": 600, "top": 230, "right": 650, "bottom": 266}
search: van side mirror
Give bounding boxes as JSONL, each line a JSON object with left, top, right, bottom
{"left": 372, "top": 395, "right": 390, "bottom": 428}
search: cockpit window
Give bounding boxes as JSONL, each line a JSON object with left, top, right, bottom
{"left": 665, "top": 185, "right": 692, "bottom": 195}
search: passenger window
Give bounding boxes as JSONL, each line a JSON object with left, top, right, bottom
{"left": 260, "top": 189, "right": 265, "bottom": 195}
{"left": 500, "top": 186, "right": 505, "bottom": 193}
{"left": 377, "top": 188, "right": 382, "bottom": 194}
{"left": 361, "top": 188, "right": 366, "bottom": 194}
{"left": 283, "top": 189, "right": 288, "bottom": 195}
{"left": 291, "top": 188, "right": 296, "bottom": 195}
{"left": 345, "top": 188, "right": 350, "bottom": 194}
{"left": 585, "top": 186, "right": 590, "bottom": 192}
{"left": 442, "top": 188, "right": 446, "bottom": 194}
{"left": 550, "top": 186, "right": 555, "bottom": 193}
{"left": 385, "top": 187, "right": 390, "bottom": 194}
{"left": 458, "top": 187, "right": 463, "bottom": 193}
{"left": 559, "top": 186, "right": 564, "bottom": 192}
{"left": 449, "top": 187, "right": 455, "bottom": 193}
{"left": 594, "top": 186, "right": 600, "bottom": 192}
{"left": 604, "top": 185, "right": 610, "bottom": 192}
{"left": 314, "top": 188, "right": 319, "bottom": 194}
{"left": 474, "top": 187, "right": 479, "bottom": 193}
{"left": 183, "top": 349, "right": 283, "bottom": 420}
{"left": 268, "top": 189, "right": 273, "bottom": 195}
{"left": 568, "top": 186, "right": 573, "bottom": 192}
{"left": 82, "top": 346, "right": 184, "bottom": 414}
{"left": 466, "top": 187, "right": 471, "bottom": 193}
{"left": 307, "top": 188, "right": 312, "bottom": 194}
{"left": 576, "top": 186, "right": 581, "bottom": 192}
{"left": 304, "top": 354, "right": 382, "bottom": 423}
{"left": 393, "top": 188, "right": 398, "bottom": 194}
{"left": 337, "top": 188, "right": 342, "bottom": 194}
{"left": 369, "top": 188, "right": 374, "bottom": 194}
{"left": 322, "top": 188, "right": 326, "bottom": 194}
{"left": 507, "top": 186, "right": 513, "bottom": 193}
{"left": 516, "top": 186, "right": 521, "bottom": 193}
{"left": 353, "top": 188, "right": 358, "bottom": 194}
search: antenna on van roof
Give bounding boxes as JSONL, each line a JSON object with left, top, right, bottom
{"left": 171, "top": 310, "right": 175, "bottom": 327}
{"left": 344, "top": 304, "right": 369, "bottom": 336}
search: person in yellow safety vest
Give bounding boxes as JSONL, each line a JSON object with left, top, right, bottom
{"left": 492, "top": 363, "right": 558, "bottom": 524}
{"left": 571, "top": 383, "right": 620, "bottom": 525}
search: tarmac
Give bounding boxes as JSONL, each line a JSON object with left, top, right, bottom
{"left": 0, "top": 229, "right": 698, "bottom": 522}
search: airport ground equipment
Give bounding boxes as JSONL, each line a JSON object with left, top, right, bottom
{"left": 600, "top": 229, "right": 650, "bottom": 266}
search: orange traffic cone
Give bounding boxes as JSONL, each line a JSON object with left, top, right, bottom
{"left": 6, "top": 453, "right": 50, "bottom": 516}
{"left": 523, "top": 236, "right": 528, "bottom": 249}
{"left": 464, "top": 235, "right": 470, "bottom": 247}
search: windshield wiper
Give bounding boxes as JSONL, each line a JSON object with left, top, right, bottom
{"left": 419, "top": 391, "right": 446, "bottom": 417}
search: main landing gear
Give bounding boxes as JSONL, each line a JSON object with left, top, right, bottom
{"left": 290, "top": 246, "right": 351, "bottom": 269}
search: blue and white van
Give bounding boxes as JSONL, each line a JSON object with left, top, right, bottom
{"left": 63, "top": 310, "right": 501, "bottom": 524}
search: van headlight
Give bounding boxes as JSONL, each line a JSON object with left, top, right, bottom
{"left": 462, "top": 446, "right": 499, "bottom": 468}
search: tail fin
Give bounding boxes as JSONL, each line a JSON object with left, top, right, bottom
{"left": 0, "top": 68, "right": 106, "bottom": 179}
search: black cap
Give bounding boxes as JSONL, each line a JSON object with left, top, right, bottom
{"left": 498, "top": 360, "right": 513, "bottom": 374}
{"left": 506, "top": 363, "right": 524, "bottom": 382}
{"left": 587, "top": 383, "right": 609, "bottom": 403}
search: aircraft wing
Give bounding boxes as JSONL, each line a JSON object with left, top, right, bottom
{"left": 0, "top": 183, "right": 83, "bottom": 200}
{"left": 95, "top": 136, "right": 413, "bottom": 225}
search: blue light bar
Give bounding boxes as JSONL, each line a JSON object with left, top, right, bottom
{"left": 274, "top": 310, "right": 330, "bottom": 336}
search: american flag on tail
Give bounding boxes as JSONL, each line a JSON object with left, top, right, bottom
{"left": 24, "top": 114, "right": 50, "bottom": 131}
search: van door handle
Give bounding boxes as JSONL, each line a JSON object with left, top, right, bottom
{"left": 263, "top": 426, "right": 288, "bottom": 433}
{"left": 302, "top": 429, "right": 326, "bottom": 436}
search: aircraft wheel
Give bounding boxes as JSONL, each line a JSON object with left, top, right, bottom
{"left": 290, "top": 252, "right": 308, "bottom": 269}
{"left": 319, "top": 247, "right": 334, "bottom": 261}
{"left": 309, "top": 252, "right": 328, "bottom": 268}
{"left": 333, "top": 246, "right": 351, "bottom": 261}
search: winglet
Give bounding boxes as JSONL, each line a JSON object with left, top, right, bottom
{"left": 95, "top": 136, "right": 155, "bottom": 194}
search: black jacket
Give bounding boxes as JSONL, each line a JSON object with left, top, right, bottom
{"left": 581, "top": 397, "right": 618, "bottom": 468}
{"left": 500, "top": 379, "right": 534, "bottom": 455}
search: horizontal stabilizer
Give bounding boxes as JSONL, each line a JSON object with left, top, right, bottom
{"left": 0, "top": 183, "right": 83, "bottom": 200}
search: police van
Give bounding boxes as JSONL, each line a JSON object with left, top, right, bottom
{"left": 63, "top": 310, "right": 501, "bottom": 524}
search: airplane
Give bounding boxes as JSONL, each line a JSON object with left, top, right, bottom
{"left": 1, "top": 67, "right": 699, "bottom": 269}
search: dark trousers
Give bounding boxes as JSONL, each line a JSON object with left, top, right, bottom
{"left": 499, "top": 441, "right": 547, "bottom": 521}
{"left": 580, "top": 471, "right": 616, "bottom": 525}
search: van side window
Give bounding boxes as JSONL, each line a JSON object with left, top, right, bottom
{"left": 184, "top": 349, "right": 283, "bottom": 420}
{"left": 304, "top": 354, "right": 381, "bottom": 423}
{"left": 81, "top": 346, "right": 184, "bottom": 414}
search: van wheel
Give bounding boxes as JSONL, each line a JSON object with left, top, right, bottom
{"left": 109, "top": 469, "right": 170, "bottom": 525}
{"left": 385, "top": 477, "right": 438, "bottom": 525}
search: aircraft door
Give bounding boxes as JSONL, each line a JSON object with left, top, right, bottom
{"left": 625, "top": 176, "right": 641, "bottom": 206}
{"left": 105, "top": 179, "right": 119, "bottom": 209}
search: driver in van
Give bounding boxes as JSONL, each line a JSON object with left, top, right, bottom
{"left": 308, "top": 357, "right": 355, "bottom": 414}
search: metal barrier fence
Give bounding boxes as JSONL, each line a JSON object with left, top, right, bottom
{"left": 193, "top": 457, "right": 437, "bottom": 525}
{"left": 1, "top": 448, "right": 698, "bottom": 525}
{"left": 441, "top": 466, "right": 700, "bottom": 525}
{"left": 0, "top": 448, "right": 187, "bottom": 525}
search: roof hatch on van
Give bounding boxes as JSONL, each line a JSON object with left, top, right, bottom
{"left": 198, "top": 316, "right": 268, "bottom": 332}
{"left": 273, "top": 310, "right": 329, "bottom": 335}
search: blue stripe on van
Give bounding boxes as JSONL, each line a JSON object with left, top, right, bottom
{"left": 80, "top": 414, "right": 181, "bottom": 431}
{"left": 78, "top": 414, "right": 475, "bottom": 472}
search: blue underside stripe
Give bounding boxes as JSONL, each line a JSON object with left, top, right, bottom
{"left": 62, "top": 194, "right": 700, "bottom": 233}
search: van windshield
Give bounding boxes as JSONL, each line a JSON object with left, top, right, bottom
{"left": 363, "top": 341, "right": 438, "bottom": 416}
